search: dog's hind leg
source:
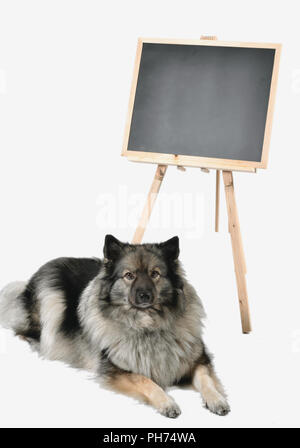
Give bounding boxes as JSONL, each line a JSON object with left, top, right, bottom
{"left": 192, "top": 363, "right": 230, "bottom": 416}
{"left": 39, "top": 288, "right": 79, "bottom": 364}
{"left": 104, "top": 372, "right": 181, "bottom": 419}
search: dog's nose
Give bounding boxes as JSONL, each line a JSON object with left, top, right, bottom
{"left": 135, "top": 289, "right": 153, "bottom": 307}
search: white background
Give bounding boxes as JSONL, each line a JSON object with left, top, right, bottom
{"left": 0, "top": 0, "right": 299, "bottom": 429}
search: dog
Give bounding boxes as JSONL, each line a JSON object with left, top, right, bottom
{"left": 0, "top": 235, "right": 230, "bottom": 418}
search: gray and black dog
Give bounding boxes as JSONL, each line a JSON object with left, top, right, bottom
{"left": 0, "top": 235, "right": 230, "bottom": 418}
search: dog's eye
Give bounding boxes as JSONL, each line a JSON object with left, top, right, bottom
{"left": 124, "top": 272, "right": 135, "bottom": 281}
{"left": 151, "top": 270, "right": 160, "bottom": 279}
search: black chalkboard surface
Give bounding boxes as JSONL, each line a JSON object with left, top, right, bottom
{"left": 124, "top": 40, "right": 280, "bottom": 170}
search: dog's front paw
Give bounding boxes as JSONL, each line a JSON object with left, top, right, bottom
{"left": 158, "top": 397, "right": 181, "bottom": 419}
{"left": 205, "top": 396, "right": 230, "bottom": 416}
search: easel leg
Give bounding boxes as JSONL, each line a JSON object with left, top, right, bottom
{"left": 222, "top": 171, "right": 251, "bottom": 334}
{"left": 132, "top": 165, "right": 167, "bottom": 244}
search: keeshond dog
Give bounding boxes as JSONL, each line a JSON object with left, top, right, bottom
{"left": 0, "top": 235, "right": 230, "bottom": 418}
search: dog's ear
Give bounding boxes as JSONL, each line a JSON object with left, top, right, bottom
{"left": 159, "top": 236, "right": 180, "bottom": 261}
{"left": 103, "top": 235, "right": 125, "bottom": 261}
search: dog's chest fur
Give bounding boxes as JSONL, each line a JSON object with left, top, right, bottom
{"left": 103, "top": 324, "right": 202, "bottom": 388}
{"left": 79, "top": 276, "right": 205, "bottom": 389}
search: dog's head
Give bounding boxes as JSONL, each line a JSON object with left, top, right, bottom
{"left": 100, "top": 235, "right": 185, "bottom": 330}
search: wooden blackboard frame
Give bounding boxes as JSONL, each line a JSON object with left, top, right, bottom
{"left": 122, "top": 38, "right": 281, "bottom": 172}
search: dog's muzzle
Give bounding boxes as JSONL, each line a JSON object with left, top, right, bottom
{"left": 133, "top": 288, "right": 154, "bottom": 309}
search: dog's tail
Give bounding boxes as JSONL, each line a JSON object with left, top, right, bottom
{"left": 0, "top": 281, "right": 28, "bottom": 333}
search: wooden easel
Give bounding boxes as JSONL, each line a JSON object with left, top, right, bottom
{"left": 132, "top": 164, "right": 251, "bottom": 334}
{"left": 132, "top": 36, "right": 251, "bottom": 334}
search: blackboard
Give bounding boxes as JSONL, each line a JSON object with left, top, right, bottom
{"left": 123, "top": 39, "right": 281, "bottom": 171}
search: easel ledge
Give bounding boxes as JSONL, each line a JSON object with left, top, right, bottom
{"left": 125, "top": 154, "right": 257, "bottom": 173}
